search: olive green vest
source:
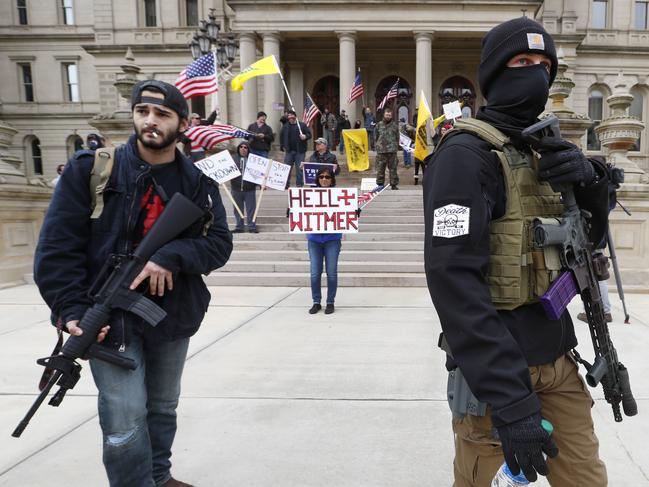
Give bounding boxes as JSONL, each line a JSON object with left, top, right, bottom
{"left": 452, "top": 118, "right": 565, "bottom": 310}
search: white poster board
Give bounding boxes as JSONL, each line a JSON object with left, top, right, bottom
{"left": 194, "top": 150, "right": 241, "bottom": 184}
{"left": 399, "top": 133, "right": 415, "bottom": 153}
{"left": 288, "top": 187, "right": 358, "bottom": 234}
{"left": 443, "top": 100, "right": 462, "bottom": 121}
{"left": 265, "top": 160, "right": 292, "bottom": 191}
{"left": 242, "top": 153, "right": 270, "bottom": 185}
{"left": 360, "top": 178, "right": 377, "bottom": 191}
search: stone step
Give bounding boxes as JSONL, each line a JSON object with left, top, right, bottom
{"left": 229, "top": 249, "right": 423, "bottom": 262}
{"left": 219, "top": 260, "right": 424, "bottom": 273}
{"left": 231, "top": 240, "right": 423, "bottom": 251}
{"left": 231, "top": 232, "right": 423, "bottom": 241}
{"left": 204, "top": 272, "right": 428, "bottom": 287}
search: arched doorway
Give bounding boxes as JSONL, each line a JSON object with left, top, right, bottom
{"left": 23, "top": 135, "right": 43, "bottom": 176}
{"left": 66, "top": 134, "right": 83, "bottom": 158}
{"left": 374, "top": 76, "right": 413, "bottom": 122}
{"left": 312, "top": 75, "right": 340, "bottom": 141}
{"left": 439, "top": 76, "right": 476, "bottom": 118}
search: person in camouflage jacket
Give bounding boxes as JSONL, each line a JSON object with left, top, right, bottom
{"left": 374, "top": 107, "right": 400, "bottom": 188}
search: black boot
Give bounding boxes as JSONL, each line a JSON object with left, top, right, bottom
{"left": 309, "top": 304, "right": 322, "bottom": 314}
{"left": 324, "top": 304, "right": 335, "bottom": 314}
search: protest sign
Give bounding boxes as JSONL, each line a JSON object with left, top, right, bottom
{"left": 302, "top": 162, "right": 336, "bottom": 186}
{"left": 399, "top": 133, "right": 414, "bottom": 153}
{"left": 443, "top": 100, "right": 462, "bottom": 121}
{"left": 243, "top": 153, "right": 270, "bottom": 185}
{"left": 265, "top": 160, "right": 292, "bottom": 191}
{"left": 194, "top": 150, "right": 241, "bottom": 184}
{"left": 288, "top": 187, "right": 358, "bottom": 234}
{"left": 360, "top": 178, "right": 377, "bottom": 191}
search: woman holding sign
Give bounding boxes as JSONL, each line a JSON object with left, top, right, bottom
{"left": 307, "top": 168, "right": 342, "bottom": 315}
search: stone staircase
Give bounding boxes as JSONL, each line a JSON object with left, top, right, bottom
{"left": 206, "top": 157, "right": 427, "bottom": 287}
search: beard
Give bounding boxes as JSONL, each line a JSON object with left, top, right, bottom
{"left": 134, "top": 122, "right": 180, "bottom": 150}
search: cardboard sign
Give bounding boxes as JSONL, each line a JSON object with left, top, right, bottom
{"left": 302, "top": 162, "right": 336, "bottom": 186}
{"left": 399, "top": 133, "right": 415, "bottom": 153}
{"left": 194, "top": 150, "right": 241, "bottom": 184}
{"left": 360, "top": 178, "right": 377, "bottom": 191}
{"left": 443, "top": 100, "right": 462, "bottom": 121}
{"left": 288, "top": 187, "right": 358, "bottom": 234}
{"left": 265, "top": 160, "right": 291, "bottom": 191}
{"left": 242, "top": 153, "right": 270, "bottom": 185}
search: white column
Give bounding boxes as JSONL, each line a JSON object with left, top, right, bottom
{"left": 262, "top": 31, "right": 282, "bottom": 135}
{"left": 288, "top": 62, "right": 304, "bottom": 117}
{"left": 238, "top": 32, "right": 258, "bottom": 128}
{"left": 337, "top": 31, "right": 356, "bottom": 120}
{"left": 414, "top": 32, "right": 434, "bottom": 106}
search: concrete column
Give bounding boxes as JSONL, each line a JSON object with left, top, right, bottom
{"left": 238, "top": 32, "right": 258, "bottom": 128}
{"left": 288, "top": 62, "right": 304, "bottom": 117}
{"left": 414, "top": 32, "right": 434, "bottom": 106}
{"left": 262, "top": 31, "right": 282, "bottom": 135}
{"left": 337, "top": 31, "right": 356, "bottom": 120}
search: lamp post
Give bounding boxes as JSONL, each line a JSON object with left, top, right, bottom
{"left": 187, "top": 9, "right": 239, "bottom": 119}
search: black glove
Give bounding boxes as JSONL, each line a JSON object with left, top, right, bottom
{"left": 536, "top": 138, "right": 595, "bottom": 187}
{"left": 355, "top": 208, "right": 362, "bottom": 217}
{"left": 286, "top": 208, "right": 290, "bottom": 218}
{"left": 495, "top": 412, "right": 559, "bottom": 482}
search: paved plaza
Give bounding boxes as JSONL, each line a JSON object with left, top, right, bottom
{"left": 0, "top": 285, "right": 648, "bottom": 486}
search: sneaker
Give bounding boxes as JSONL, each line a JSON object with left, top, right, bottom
{"left": 577, "top": 312, "right": 613, "bottom": 323}
{"left": 414, "top": 176, "right": 419, "bottom": 186}
{"left": 325, "top": 303, "right": 335, "bottom": 314}
{"left": 249, "top": 227, "right": 259, "bottom": 233}
{"left": 391, "top": 185, "right": 399, "bottom": 190}
{"left": 232, "top": 228, "right": 244, "bottom": 233}
{"left": 161, "top": 478, "right": 194, "bottom": 487}
{"left": 309, "top": 304, "right": 322, "bottom": 314}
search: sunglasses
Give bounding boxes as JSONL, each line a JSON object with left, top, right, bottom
{"left": 318, "top": 175, "right": 332, "bottom": 180}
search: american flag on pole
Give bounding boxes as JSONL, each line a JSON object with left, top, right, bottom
{"left": 347, "top": 70, "right": 364, "bottom": 104}
{"left": 378, "top": 79, "right": 399, "bottom": 110}
{"left": 184, "top": 124, "right": 251, "bottom": 150}
{"left": 174, "top": 54, "right": 218, "bottom": 99}
{"left": 358, "top": 184, "right": 389, "bottom": 208}
{"left": 302, "top": 92, "right": 321, "bottom": 126}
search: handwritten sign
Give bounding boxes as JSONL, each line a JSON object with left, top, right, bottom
{"left": 265, "top": 160, "right": 291, "bottom": 191}
{"left": 360, "top": 178, "right": 377, "bottom": 191}
{"left": 194, "top": 150, "right": 241, "bottom": 184}
{"left": 242, "top": 153, "right": 270, "bottom": 185}
{"left": 288, "top": 188, "right": 358, "bottom": 234}
{"left": 399, "top": 133, "right": 414, "bottom": 153}
{"left": 302, "top": 162, "right": 336, "bottom": 186}
{"left": 443, "top": 100, "right": 462, "bottom": 121}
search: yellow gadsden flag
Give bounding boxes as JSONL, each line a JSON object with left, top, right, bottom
{"left": 342, "top": 129, "right": 369, "bottom": 172}
{"left": 414, "top": 91, "right": 432, "bottom": 162}
{"left": 231, "top": 55, "right": 280, "bottom": 92}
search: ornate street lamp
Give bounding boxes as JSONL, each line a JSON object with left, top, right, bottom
{"left": 188, "top": 36, "right": 201, "bottom": 60}
{"left": 206, "top": 9, "right": 220, "bottom": 41}
{"left": 187, "top": 8, "right": 239, "bottom": 78}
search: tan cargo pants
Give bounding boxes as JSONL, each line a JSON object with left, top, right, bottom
{"left": 452, "top": 354, "right": 607, "bottom": 487}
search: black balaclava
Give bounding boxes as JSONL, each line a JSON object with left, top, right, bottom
{"left": 476, "top": 17, "right": 558, "bottom": 144}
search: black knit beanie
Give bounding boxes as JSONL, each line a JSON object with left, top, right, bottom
{"left": 479, "top": 17, "right": 558, "bottom": 98}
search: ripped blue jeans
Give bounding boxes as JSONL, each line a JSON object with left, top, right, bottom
{"left": 90, "top": 333, "right": 190, "bottom": 487}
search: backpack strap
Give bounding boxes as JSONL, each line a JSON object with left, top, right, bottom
{"left": 89, "top": 146, "right": 116, "bottom": 219}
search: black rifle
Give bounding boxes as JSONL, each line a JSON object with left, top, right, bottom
{"left": 13, "top": 193, "right": 205, "bottom": 437}
{"left": 521, "top": 116, "right": 637, "bottom": 422}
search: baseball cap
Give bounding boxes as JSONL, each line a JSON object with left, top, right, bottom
{"left": 131, "top": 79, "right": 189, "bottom": 119}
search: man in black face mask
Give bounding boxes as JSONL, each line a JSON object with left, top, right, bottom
{"left": 86, "top": 132, "right": 105, "bottom": 150}
{"left": 423, "top": 17, "right": 609, "bottom": 486}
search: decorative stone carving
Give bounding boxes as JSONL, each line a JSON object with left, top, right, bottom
{"left": 595, "top": 72, "right": 647, "bottom": 183}
{"left": 0, "top": 120, "right": 28, "bottom": 185}
{"left": 89, "top": 47, "right": 141, "bottom": 146}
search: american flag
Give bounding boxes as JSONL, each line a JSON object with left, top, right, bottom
{"left": 175, "top": 54, "right": 218, "bottom": 99}
{"left": 378, "top": 79, "right": 399, "bottom": 110}
{"left": 185, "top": 124, "right": 251, "bottom": 150}
{"left": 347, "top": 70, "right": 364, "bottom": 104}
{"left": 358, "top": 184, "right": 389, "bottom": 208}
{"left": 302, "top": 92, "right": 321, "bottom": 126}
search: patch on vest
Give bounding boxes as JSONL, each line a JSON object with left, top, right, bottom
{"left": 432, "top": 204, "right": 470, "bottom": 238}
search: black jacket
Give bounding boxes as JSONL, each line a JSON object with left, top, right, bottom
{"left": 34, "top": 135, "right": 232, "bottom": 347}
{"left": 246, "top": 122, "right": 275, "bottom": 152}
{"left": 280, "top": 121, "right": 312, "bottom": 153}
{"left": 423, "top": 130, "right": 610, "bottom": 426}
{"left": 229, "top": 151, "right": 257, "bottom": 192}
{"left": 308, "top": 150, "right": 340, "bottom": 175}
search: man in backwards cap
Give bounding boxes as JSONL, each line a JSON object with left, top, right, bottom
{"left": 423, "top": 17, "right": 609, "bottom": 486}
{"left": 34, "top": 80, "right": 232, "bottom": 486}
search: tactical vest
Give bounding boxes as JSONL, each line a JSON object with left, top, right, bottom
{"left": 451, "top": 118, "right": 565, "bottom": 310}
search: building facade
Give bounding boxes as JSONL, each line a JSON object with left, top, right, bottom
{"left": 1, "top": 0, "right": 649, "bottom": 178}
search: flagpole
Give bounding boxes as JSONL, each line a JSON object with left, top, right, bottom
{"left": 211, "top": 49, "right": 219, "bottom": 121}
{"left": 272, "top": 55, "right": 304, "bottom": 137}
